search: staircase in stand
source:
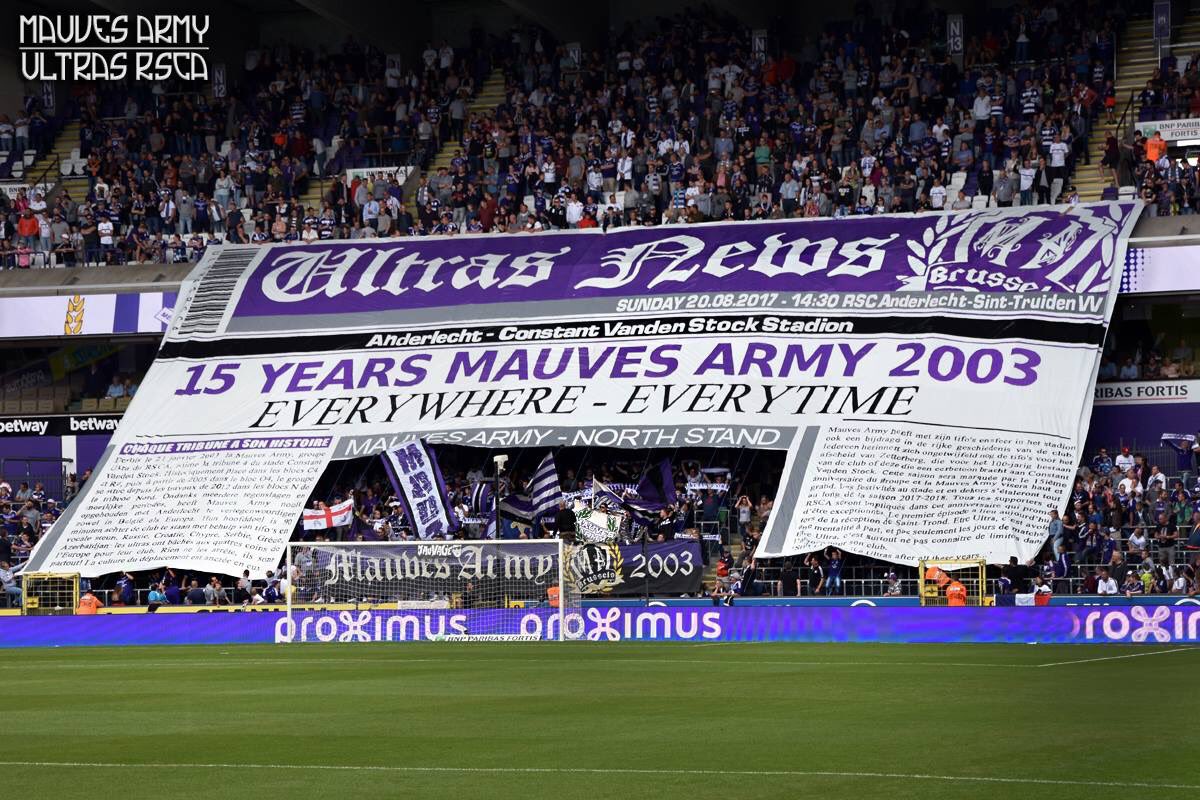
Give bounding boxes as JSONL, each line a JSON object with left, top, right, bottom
{"left": 1076, "top": 11, "right": 1200, "bottom": 201}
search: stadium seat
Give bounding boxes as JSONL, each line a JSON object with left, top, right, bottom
{"left": 971, "top": 195, "right": 988, "bottom": 209}
{"left": 19, "top": 399, "right": 37, "bottom": 413}
{"left": 35, "top": 399, "right": 53, "bottom": 414}
{"left": 1, "top": 400, "right": 18, "bottom": 415}
{"left": 70, "top": 148, "right": 80, "bottom": 161}
{"left": 80, "top": 398, "right": 98, "bottom": 412}
{"left": 97, "top": 397, "right": 116, "bottom": 412}
{"left": 116, "top": 397, "right": 131, "bottom": 411}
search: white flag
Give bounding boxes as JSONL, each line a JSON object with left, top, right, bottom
{"left": 302, "top": 498, "right": 353, "bottom": 530}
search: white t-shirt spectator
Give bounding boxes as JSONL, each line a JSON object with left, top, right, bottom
{"left": 972, "top": 94, "right": 991, "bottom": 122}
{"left": 98, "top": 219, "right": 114, "bottom": 245}
{"left": 1115, "top": 453, "right": 1135, "bottom": 472}
{"left": 1049, "top": 141, "right": 1069, "bottom": 168}
{"left": 1018, "top": 167, "right": 1035, "bottom": 190}
{"left": 1097, "top": 577, "right": 1119, "bottom": 594}
{"left": 586, "top": 168, "right": 603, "bottom": 192}
{"left": 929, "top": 184, "right": 947, "bottom": 209}
{"left": 1118, "top": 476, "right": 1143, "bottom": 496}
{"left": 565, "top": 200, "right": 583, "bottom": 226}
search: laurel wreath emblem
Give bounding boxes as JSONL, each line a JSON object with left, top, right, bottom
{"left": 900, "top": 213, "right": 976, "bottom": 291}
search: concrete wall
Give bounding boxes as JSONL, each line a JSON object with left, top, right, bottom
{"left": 0, "top": 54, "right": 29, "bottom": 117}
{"left": 429, "top": 0, "right": 522, "bottom": 49}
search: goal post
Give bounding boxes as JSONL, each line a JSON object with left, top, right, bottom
{"left": 282, "top": 539, "right": 580, "bottom": 643}
{"left": 918, "top": 559, "right": 987, "bottom": 607}
{"left": 21, "top": 572, "right": 80, "bottom": 616}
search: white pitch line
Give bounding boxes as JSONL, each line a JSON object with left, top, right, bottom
{"left": 0, "top": 760, "right": 1196, "bottom": 790}
{"left": 0, "top": 656, "right": 1036, "bottom": 669}
{"left": 1036, "top": 647, "right": 1194, "bottom": 668}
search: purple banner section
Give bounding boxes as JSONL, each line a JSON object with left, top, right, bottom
{"left": 3, "top": 604, "right": 1200, "bottom": 648}
{"left": 118, "top": 436, "right": 332, "bottom": 456}
{"left": 76, "top": 434, "right": 111, "bottom": 474}
{"left": 1086, "top": 401, "right": 1200, "bottom": 453}
{"left": 0, "top": 435, "right": 60, "bottom": 465}
{"left": 231, "top": 204, "right": 1138, "bottom": 320}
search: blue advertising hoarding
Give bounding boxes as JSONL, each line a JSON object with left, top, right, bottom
{"left": 3, "top": 605, "right": 1200, "bottom": 648}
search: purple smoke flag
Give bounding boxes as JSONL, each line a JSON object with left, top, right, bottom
{"left": 382, "top": 440, "right": 459, "bottom": 540}
{"left": 595, "top": 462, "right": 676, "bottom": 527}
{"left": 637, "top": 460, "right": 677, "bottom": 508}
{"left": 589, "top": 479, "right": 626, "bottom": 508}
{"left": 469, "top": 481, "right": 494, "bottom": 515}
{"left": 497, "top": 493, "right": 535, "bottom": 522}
{"left": 530, "top": 452, "right": 562, "bottom": 520}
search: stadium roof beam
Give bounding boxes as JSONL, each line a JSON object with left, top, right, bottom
{"left": 495, "top": 0, "right": 607, "bottom": 48}
{"left": 288, "top": 0, "right": 431, "bottom": 55}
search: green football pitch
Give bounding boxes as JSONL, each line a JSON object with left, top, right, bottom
{"left": 3, "top": 641, "right": 1197, "bottom": 799}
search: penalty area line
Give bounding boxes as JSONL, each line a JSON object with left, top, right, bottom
{"left": 1035, "top": 647, "right": 1194, "bottom": 668}
{"left": 0, "top": 761, "right": 1195, "bottom": 790}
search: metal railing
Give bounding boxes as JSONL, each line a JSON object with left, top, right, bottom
{"left": 0, "top": 456, "right": 73, "bottom": 497}
{"left": 26, "top": 151, "right": 60, "bottom": 194}
{"left": 1114, "top": 89, "right": 1140, "bottom": 186}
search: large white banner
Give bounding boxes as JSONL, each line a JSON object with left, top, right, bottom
{"left": 28, "top": 204, "right": 1141, "bottom": 575}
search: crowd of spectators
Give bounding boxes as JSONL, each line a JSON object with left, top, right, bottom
{"left": 1098, "top": 315, "right": 1199, "bottom": 382}
{"left": 1133, "top": 52, "right": 1200, "bottom": 123}
{"left": 0, "top": 38, "right": 484, "bottom": 268}
{"left": 0, "top": 0, "right": 1138, "bottom": 267}
{"left": 6, "top": 434, "right": 1200, "bottom": 606}
{"left": 1115, "top": 48, "right": 1200, "bottom": 218}
{"left": 1049, "top": 442, "right": 1200, "bottom": 596}
{"left": 1125, "top": 126, "right": 1200, "bottom": 217}
{"left": 404, "top": 2, "right": 1126, "bottom": 235}
{"left": 0, "top": 110, "right": 54, "bottom": 159}
{"left": 0, "top": 476, "right": 67, "bottom": 605}
{"left": 1099, "top": 336, "right": 1199, "bottom": 381}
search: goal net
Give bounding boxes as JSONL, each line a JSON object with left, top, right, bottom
{"left": 918, "top": 559, "right": 987, "bottom": 607}
{"left": 282, "top": 540, "right": 579, "bottom": 642}
{"left": 21, "top": 572, "right": 79, "bottom": 616}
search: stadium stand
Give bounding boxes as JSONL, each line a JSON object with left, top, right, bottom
{"left": 3, "top": 0, "right": 1200, "bottom": 609}
{"left": 0, "top": 0, "right": 1167, "bottom": 267}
